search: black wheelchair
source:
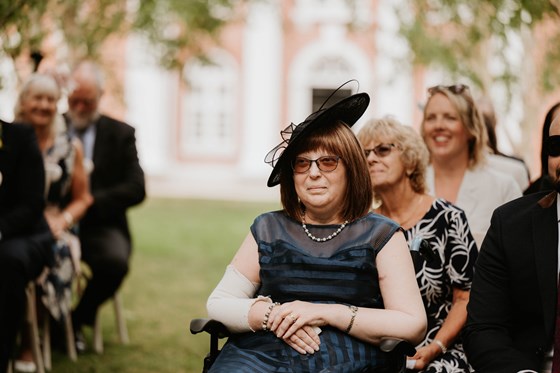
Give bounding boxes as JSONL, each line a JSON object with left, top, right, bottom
{"left": 190, "top": 317, "right": 417, "bottom": 373}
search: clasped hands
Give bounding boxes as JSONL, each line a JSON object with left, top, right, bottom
{"left": 265, "top": 300, "right": 322, "bottom": 355}
{"left": 44, "top": 209, "right": 69, "bottom": 238}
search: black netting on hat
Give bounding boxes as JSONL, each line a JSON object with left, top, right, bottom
{"left": 264, "top": 81, "right": 370, "bottom": 187}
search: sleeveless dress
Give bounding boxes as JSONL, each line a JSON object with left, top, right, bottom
{"left": 39, "top": 131, "right": 80, "bottom": 321}
{"left": 209, "top": 211, "right": 401, "bottom": 373}
{"left": 405, "top": 199, "right": 478, "bottom": 373}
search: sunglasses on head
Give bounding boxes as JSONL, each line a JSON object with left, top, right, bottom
{"left": 427, "top": 84, "right": 469, "bottom": 96}
{"left": 547, "top": 135, "right": 560, "bottom": 157}
{"left": 364, "top": 143, "right": 397, "bottom": 158}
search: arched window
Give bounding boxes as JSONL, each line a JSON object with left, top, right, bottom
{"left": 181, "top": 51, "right": 238, "bottom": 157}
{"left": 288, "top": 48, "right": 371, "bottom": 124}
{"left": 309, "top": 56, "right": 353, "bottom": 112}
{"left": 293, "top": 0, "right": 370, "bottom": 25}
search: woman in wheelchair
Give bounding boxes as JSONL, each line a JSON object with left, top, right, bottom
{"left": 205, "top": 87, "right": 427, "bottom": 372}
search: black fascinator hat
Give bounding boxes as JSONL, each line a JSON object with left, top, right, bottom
{"left": 264, "top": 81, "right": 370, "bottom": 187}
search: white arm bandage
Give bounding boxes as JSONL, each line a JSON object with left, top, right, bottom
{"left": 206, "top": 265, "right": 270, "bottom": 333}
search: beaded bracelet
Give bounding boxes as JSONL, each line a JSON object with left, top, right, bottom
{"left": 345, "top": 305, "right": 358, "bottom": 333}
{"left": 262, "top": 302, "right": 280, "bottom": 331}
{"left": 433, "top": 339, "right": 447, "bottom": 354}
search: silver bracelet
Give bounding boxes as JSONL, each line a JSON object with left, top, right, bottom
{"left": 345, "top": 305, "right": 358, "bottom": 334}
{"left": 433, "top": 339, "right": 447, "bottom": 354}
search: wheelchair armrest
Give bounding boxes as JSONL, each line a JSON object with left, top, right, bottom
{"left": 379, "top": 338, "right": 416, "bottom": 357}
{"left": 190, "top": 318, "right": 231, "bottom": 339}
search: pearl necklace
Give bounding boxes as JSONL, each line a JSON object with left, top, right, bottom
{"left": 301, "top": 214, "right": 349, "bottom": 242}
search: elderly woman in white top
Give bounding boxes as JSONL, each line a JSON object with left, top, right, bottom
{"left": 420, "top": 84, "right": 521, "bottom": 247}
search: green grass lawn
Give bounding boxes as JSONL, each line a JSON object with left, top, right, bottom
{"left": 51, "top": 197, "right": 280, "bottom": 373}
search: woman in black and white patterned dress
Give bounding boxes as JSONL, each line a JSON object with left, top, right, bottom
{"left": 357, "top": 116, "right": 478, "bottom": 373}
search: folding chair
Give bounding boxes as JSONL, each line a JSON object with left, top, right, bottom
{"left": 26, "top": 283, "right": 46, "bottom": 373}
{"left": 93, "top": 292, "right": 129, "bottom": 354}
{"left": 9, "top": 283, "right": 46, "bottom": 373}
{"left": 41, "top": 306, "right": 77, "bottom": 370}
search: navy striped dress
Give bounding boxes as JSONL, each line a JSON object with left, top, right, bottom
{"left": 209, "top": 211, "right": 400, "bottom": 373}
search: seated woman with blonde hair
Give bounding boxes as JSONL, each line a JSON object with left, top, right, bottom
{"left": 419, "top": 84, "right": 521, "bottom": 247}
{"left": 357, "top": 116, "right": 478, "bottom": 372}
{"left": 13, "top": 73, "right": 92, "bottom": 371}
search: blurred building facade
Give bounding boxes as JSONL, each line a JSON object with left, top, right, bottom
{"left": 1, "top": 0, "right": 556, "bottom": 200}
{"left": 126, "top": 0, "right": 426, "bottom": 200}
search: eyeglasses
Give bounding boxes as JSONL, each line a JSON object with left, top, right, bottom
{"left": 427, "top": 84, "right": 469, "bottom": 96}
{"left": 364, "top": 144, "right": 397, "bottom": 158}
{"left": 547, "top": 135, "right": 560, "bottom": 157}
{"left": 292, "top": 156, "right": 341, "bottom": 173}
{"left": 68, "top": 97, "right": 97, "bottom": 107}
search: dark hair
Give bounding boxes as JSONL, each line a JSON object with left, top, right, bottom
{"left": 481, "top": 110, "right": 498, "bottom": 154}
{"left": 476, "top": 96, "right": 499, "bottom": 154}
{"left": 540, "top": 102, "right": 560, "bottom": 177}
{"left": 279, "top": 121, "right": 373, "bottom": 222}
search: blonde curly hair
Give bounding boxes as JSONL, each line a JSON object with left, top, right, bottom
{"left": 357, "top": 116, "right": 429, "bottom": 201}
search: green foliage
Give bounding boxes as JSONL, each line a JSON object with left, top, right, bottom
{"left": 0, "top": 0, "right": 244, "bottom": 74}
{"left": 0, "top": 0, "right": 129, "bottom": 69}
{"left": 55, "top": 0, "right": 129, "bottom": 61}
{"left": 396, "top": 0, "right": 560, "bottom": 95}
{"left": 541, "top": 30, "right": 560, "bottom": 91}
{"left": 133, "top": 0, "right": 242, "bottom": 69}
{"left": 0, "top": 0, "right": 48, "bottom": 59}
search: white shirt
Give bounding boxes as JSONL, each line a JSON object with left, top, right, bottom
{"left": 425, "top": 163, "right": 522, "bottom": 248}
{"left": 487, "top": 153, "right": 530, "bottom": 192}
{"left": 71, "top": 123, "right": 96, "bottom": 162}
{"left": 69, "top": 123, "right": 96, "bottom": 175}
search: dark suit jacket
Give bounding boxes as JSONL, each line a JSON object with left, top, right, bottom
{"left": 463, "top": 191, "right": 558, "bottom": 372}
{"left": 70, "top": 114, "right": 146, "bottom": 239}
{"left": 0, "top": 121, "right": 48, "bottom": 239}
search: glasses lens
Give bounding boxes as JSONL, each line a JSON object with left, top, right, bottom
{"left": 364, "top": 145, "right": 395, "bottom": 158}
{"left": 317, "top": 156, "right": 339, "bottom": 171}
{"left": 548, "top": 136, "right": 560, "bottom": 157}
{"left": 68, "top": 97, "right": 96, "bottom": 107}
{"left": 374, "top": 144, "right": 394, "bottom": 157}
{"left": 292, "top": 158, "right": 311, "bottom": 173}
{"left": 292, "top": 156, "right": 340, "bottom": 173}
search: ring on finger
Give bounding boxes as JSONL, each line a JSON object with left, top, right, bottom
{"left": 288, "top": 313, "right": 297, "bottom": 323}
